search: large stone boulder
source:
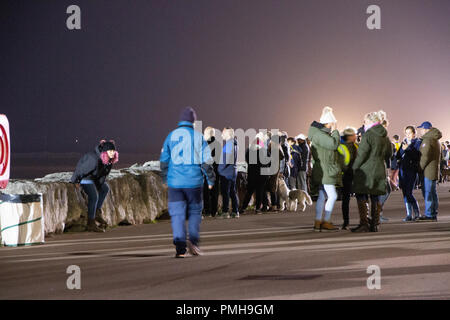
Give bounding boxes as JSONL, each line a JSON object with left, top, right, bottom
{"left": 1, "top": 164, "right": 167, "bottom": 235}
{"left": 0, "top": 161, "right": 251, "bottom": 237}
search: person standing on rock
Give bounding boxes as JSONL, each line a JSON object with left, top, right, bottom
{"left": 71, "top": 140, "right": 119, "bottom": 232}
{"left": 308, "top": 106, "right": 342, "bottom": 232}
{"left": 351, "top": 111, "right": 392, "bottom": 233}
{"left": 160, "top": 106, "right": 216, "bottom": 258}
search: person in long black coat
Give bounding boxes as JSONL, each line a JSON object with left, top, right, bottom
{"left": 240, "top": 135, "right": 270, "bottom": 213}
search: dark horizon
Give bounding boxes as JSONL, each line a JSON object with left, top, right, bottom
{"left": 1, "top": 0, "right": 449, "bottom": 156}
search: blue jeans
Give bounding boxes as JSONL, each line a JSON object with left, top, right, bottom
{"left": 81, "top": 183, "right": 110, "bottom": 219}
{"left": 400, "top": 170, "right": 420, "bottom": 218}
{"left": 315, "top": 185, "right": 338, "bottom": 222}
{"left": 220, "top": 175, "right": 239, "bottom": 213}
{"left": 422, "top": 177, "right": 438, "bottom": 218}
{"left": 168, "top": 187, "right": 203, "bottom": 255}
{"left": 379, "top": 179, "right": 391, "bottom": 207}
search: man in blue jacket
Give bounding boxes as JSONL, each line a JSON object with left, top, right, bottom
{"left": 160, "top": 107, "right": 216, "bottom": 258}
{"left": 218, "top": 127, "right": 239, "bottom": 218}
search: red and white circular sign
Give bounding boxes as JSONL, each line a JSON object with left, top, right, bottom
{"left": 0, "top": 114, "right": 10, "bottom": 189}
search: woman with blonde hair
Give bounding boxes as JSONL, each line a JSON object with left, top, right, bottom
{"left": 351, "top": 110, "right": 392, "bottom": 232}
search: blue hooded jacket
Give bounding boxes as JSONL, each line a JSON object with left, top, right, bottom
{"left": 218, "top": 138, "right": 238, "bottom": 180}
{"left": 160, "top": 121, "right": 215, "bottom": 189}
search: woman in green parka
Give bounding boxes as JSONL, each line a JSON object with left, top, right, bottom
{"left": 308, "top": 106, "right": 342, "bottom": 232}
{"left": 351, "top": 111, "right": 392, "bottom": 233}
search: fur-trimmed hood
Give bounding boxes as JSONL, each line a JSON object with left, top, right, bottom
{"left": 100, "top": 150, "right": 119, "bottom": 165}
{"left": 95, "top": 145, "right": 119, "bottom": 165}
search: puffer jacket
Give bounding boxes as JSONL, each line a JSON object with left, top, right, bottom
{"left": 160, "top": 121, "right": 216, "bottom": 188}
{"left": 71, "top": 145, "right": 119, "bottom": 187}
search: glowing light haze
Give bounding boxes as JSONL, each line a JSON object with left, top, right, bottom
{"left": 1, "top": 0, "right": 449, "bottom": 156}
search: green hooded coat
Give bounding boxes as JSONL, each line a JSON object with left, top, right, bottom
{"left": 419, "top": 128, "right": 442, "bottom": 181}
{"left": 352, "top": 124, "right": 392, "bottom": 195}
{"left": 308, "top": 121, "right": 342, "bottom": 191}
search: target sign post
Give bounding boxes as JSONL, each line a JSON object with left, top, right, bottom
{"left": 0, "top": 114, "right": 10, "bottom": 189}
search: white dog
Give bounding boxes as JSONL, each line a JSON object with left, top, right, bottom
{"left": 277, "top": 176, "right": 313, "bottom": 212}
{"left": 277, "top": 177, "right": 290, "bottom": 211}
{"left": 288, "top": 189, "right": 313, "bottom": 212}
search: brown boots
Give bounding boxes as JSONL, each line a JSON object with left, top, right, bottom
{"left": 351, "top": 200, "right": 370, "bottom": 232}
{"left": 314, "top": 220, "right": 339, "bottom": 232}
{"left": 351, "top": 200, "right": 381, "bottom": 233}
{"left": 95, "top": 208, "right": 108, "bottom": 229}
{"left": 370, "top": 202, "right": 382, "bottom": 232}
{"left": 313, "top": 220, "right": 322, "bottom": 232}
{"left": 86, "top": 218, "right": 105, "bottom": 232}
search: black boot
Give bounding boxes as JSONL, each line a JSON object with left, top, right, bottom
{"left": 86, "top": 218, "right": 105, "bottom": 233}
{"left": 95, "top": 208, "right": 108, "bottom": 229}
{"left": 351, "top": 224, "right": 370, "bottom": 232}
{"left": 351, "top": 200, "right": 370, "bottom": 233}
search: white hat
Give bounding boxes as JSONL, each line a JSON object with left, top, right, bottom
{"left": 319, "top": 106, "right": 337, "bottom": 124}
{"left": 255, "top": 132, "right": 266, "bottom": 141}
{"left": 296, "top": 134, "right": 307, "bottom": 140}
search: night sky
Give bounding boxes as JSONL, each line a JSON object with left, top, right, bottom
{"left": 1, "top": 0, "right": 449, "bottom": 155}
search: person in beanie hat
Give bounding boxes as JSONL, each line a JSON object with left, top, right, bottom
{"left": 416, "top": 121, "right": 442, "bottom": 221}
{"left": 160, "top": 106, "right": 216, "bottom": 258}
{"left": 179, "top": 106, "right": 197, "bottom": 123}
{"left": 308, "top": 106, "right": 341, "bottom": 232}
{"left": 71, "top": 140, "right": 119, "bottom": 232}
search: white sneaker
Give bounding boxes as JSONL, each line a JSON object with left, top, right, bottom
{"left": 187, "top": 240, "right": 203, "bottom": 256}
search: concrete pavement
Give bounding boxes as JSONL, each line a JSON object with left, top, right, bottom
{"left": 1, "top": 183, "right": 450, "bottom": 300}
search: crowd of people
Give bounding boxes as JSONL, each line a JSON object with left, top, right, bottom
{"left": 70, "top": 106, "right": 448, "bottom": 258}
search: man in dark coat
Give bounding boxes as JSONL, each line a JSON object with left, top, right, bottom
{"left": 240, "top": 134, "right": 270, "bottom": 213}
{"left": 416, "top": 121, "right": 442, "bottom": 221}
{"left": 296, "top": 134, "right": 309, "bottom": 192}
{"left": 287, "top": 137, "right": 302, "bottom": 190}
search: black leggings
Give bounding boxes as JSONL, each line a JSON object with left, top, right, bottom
{"left": 81, "top": 183, "right": 110, "bottom": 219}
{"left": 241, "top": 176, "right": 269, "bottom": 211}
